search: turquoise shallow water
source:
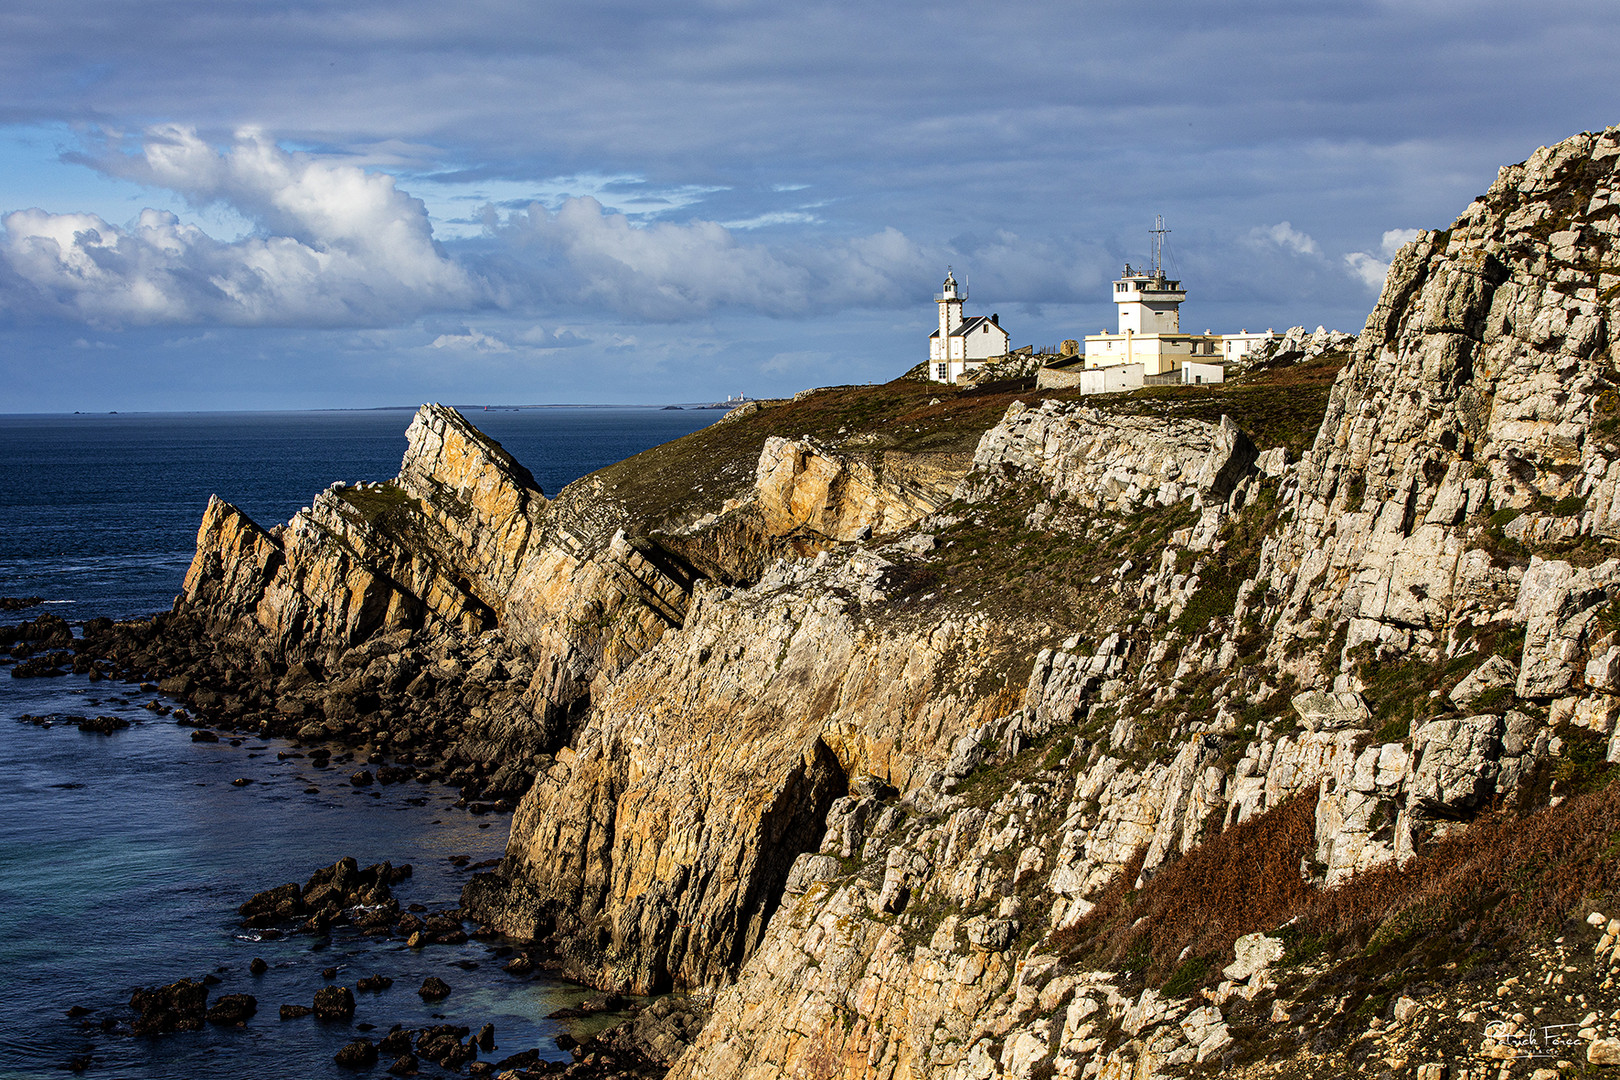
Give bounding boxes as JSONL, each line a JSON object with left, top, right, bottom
{"left": 0, "top": 407, "right": 719, "bottom": 1078}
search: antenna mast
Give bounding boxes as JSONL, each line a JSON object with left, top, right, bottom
{"left": 1150, "top": 215, "right": 1170, "bottom": 280}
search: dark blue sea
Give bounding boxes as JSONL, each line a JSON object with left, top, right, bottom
{"left": 0, "top": 407, "right": 721, "bottom": 1079}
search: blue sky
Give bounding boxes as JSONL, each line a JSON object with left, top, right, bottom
{"left": 1, "top": 0, "right": 1617, "bottom": 411}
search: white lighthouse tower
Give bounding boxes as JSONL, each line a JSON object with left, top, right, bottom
{"left": 927, "top": 268, "right": 1009, "bottom": 384}
{"left": 937, "top": 268, "right": 965, "bottom": 343}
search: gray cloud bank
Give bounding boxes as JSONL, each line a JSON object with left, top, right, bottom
{"left": 1, "top": 0, "right": 1618, "bottom": 409}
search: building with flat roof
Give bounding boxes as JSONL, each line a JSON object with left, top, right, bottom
{"left": 1082, "top": 219, "right": 1222, "bottom": 377}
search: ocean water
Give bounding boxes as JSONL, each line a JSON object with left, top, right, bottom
{"left": 0, "top": 407, "right": 720, "bottom": 1078}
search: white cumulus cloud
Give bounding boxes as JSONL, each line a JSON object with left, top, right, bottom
{"left": 489, "top": 196, "right": 930, "bottom": 320}
{"left": 1343, "top": 227, "right": 1422, "bottom": 290}
{"left": 1250, "top": 221, "right": 1320, "bottom": 256}
{"left": 430, "top": 328, "right": 511, "bottom": 352}
{"left": 0, "top": 126, "right": 474, "bottom": 326}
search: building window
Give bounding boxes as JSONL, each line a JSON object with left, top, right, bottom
{"left": 936, "top": 364, "right": 948, "bottom": 380}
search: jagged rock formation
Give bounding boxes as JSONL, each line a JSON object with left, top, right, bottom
{"left": 69, "top": 126, "right": 1620, "bottom": 1079}
{"left": 647, "top": 126, "right": 1620, "bottom": 1078}
{"left": 183, "top": 403, "right": 547, "bottom": 653}
{"left": 754, "top": 436, "right": 968, "bottom": 541}
{"left": 1243, "top": 325, "right": 1356, "bottom": 370}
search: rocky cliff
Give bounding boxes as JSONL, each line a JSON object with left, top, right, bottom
{"left": 652, "top": 127, "right": 1620, "bottom": 1078}
{"left": 79, "top": 126, "right": 1620, "bottom": 1079}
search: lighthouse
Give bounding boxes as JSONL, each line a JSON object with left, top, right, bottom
{"left": 927, "top": 268, "right": 1009, "bottom": 384}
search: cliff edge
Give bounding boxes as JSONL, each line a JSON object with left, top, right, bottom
{"left": 71, "top": 126, "right": 1620, "bottom": 1079}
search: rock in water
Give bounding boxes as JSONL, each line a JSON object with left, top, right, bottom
{"left": 333, "top": 1038, "right": 378, "bottom": 1069}
{"left": 312, "top": 985, "right": 355, "bottom": 1021}
{"left": 205, "top": 994, "right": 257, "bottom": 1025}
{"left": 129, "top": 979, "right": 209, "bottom": 1035}
{"left": 417, "top": 976, "right": 451, "bottom": 1002}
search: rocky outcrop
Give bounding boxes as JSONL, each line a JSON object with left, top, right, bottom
{"left": 958, "top": 401, "right": 1258, "bottom": 510}
{"left": 181, "top": 402, "right": 546, "bottom": 658}
{"left": 753, "top": 436, "right": 968, "bottom": 542}
{"left": 464, "top": 550, "right": 1031, "bottom": 992}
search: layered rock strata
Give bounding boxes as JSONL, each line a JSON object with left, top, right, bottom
{"left": 46, "top": 125, "right": 1620, "bottom": 1080}
{"left": 650, "top": 126, "right": 1620, "bottom": 1079}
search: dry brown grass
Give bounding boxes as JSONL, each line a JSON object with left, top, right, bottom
{"left": 1056, "top": 795, "right": 1317, "bottom": 984}
{"left": 1054, "top": 772, "right": 1620, "bottom": 995}
{"left": 1307, "top": 776, "right": 1620, "bottom": 953}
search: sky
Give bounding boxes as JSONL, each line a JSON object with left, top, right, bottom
{"left": 1, "top": 1, "right": 1617, "bottom": 411}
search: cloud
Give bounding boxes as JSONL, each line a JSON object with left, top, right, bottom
{"left": 1249, "top": 221, "right": 1320, "bottom": 257}
{"left": 0, "top": 126, "right": 474, "bottom": 327}
{"left": 430, "top": 328, "right": 510, "bottom": 352}
{"left": 719, "top": 210, "right": 822, "bottom": 230}
{"left": 488, "top": 196, "right": 932, "bottom": 320}
{"left": 0, "top": 127, "right": 950, "bottom": 328}
{"left": 1343, "top": 227, "right": 1423, "bottom": 290}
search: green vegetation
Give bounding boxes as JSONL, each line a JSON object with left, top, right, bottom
{"left": 1096, "top": 350, "right": 1345, "bottom": 461}
{"left": 335, "top": 482, "right": 420, "bottom": 526}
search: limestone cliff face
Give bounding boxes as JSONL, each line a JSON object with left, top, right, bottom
{"left": 1262, "top": 127, "right": 1620, "bottom": 667}
{"left": 465, "top": 549, "right": 1028, "bottom": 992}
{"left": 754, "top": 436, "right": 970, "bottom": 541}
{"left": 653, "top": 127, "right": 1620, "bottom": 1080}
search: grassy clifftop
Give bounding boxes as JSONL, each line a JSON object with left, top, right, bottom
{"left": 570, "top": 352, "right": 1347, "bottom": 541}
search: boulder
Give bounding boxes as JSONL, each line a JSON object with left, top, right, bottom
{"left": 1222, "top": 932, "right": 1285, "bottom": 982}
{"left": 1290, "top": 691, "right": 1371, "bottom": 732}
{"left": 312, "top": 985, "right": 356, "bottom": 1021}
{"left": 1449, "top": 655, "right": 1518, "bottom": 708}
{"left": 334, "top": 1039, "right": 378, "bottom": 1070}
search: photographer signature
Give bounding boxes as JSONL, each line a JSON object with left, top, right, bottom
{"left": 1483, "top": 1021, "right": 1584, "bottom": 1058}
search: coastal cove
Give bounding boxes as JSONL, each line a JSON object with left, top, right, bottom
{"left": 0, "top": 408, "right": 721, "bottom": 1079}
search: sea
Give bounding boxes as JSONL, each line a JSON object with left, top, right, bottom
{"left": 0, "top": 407, "right": 722, "bottom": 1080}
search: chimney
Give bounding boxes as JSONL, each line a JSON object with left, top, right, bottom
{"left": 990, "top": 313, "right": 999, "bottom": 325}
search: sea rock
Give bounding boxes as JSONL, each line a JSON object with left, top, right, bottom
{"left": 312, "top": 985, "right": 356, "bottom": 1021}
{"left": 129, "top": 979, "right": 209, "bottom": 1036}
{"left": 205, "top": 994, "right": 257, "bottom": 1025}
{"left": 417, "top": 976, "right": 452, "bottom": 1002}
{"left": 334, "top": 1038, "right": 379, "bottom": 1070}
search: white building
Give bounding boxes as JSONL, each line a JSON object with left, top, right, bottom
{"left": 1082, "top": 265, "right": 1223, "bottom": 376}
{"left": 1220, "top": 330, "right": 1275, "bottom": 363}
{"left": 1180, "top": 361, "right": 1225, "bottom": 385}
{"left": 928, "top": 270, "right": 1010, "bottom": 384}
{"left": 1079, "top": 363, "right": 1145, "bottom": 395}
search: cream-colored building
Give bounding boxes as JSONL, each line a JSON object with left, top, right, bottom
{"left": 1083, "top": 266, "right": 1222, "bottom": 377}
{"left": 1220, "top": 330, "right": 1275, "bottom": 362}
{"left": 928, "top": 270, "right": 1010, "bottom": 384}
